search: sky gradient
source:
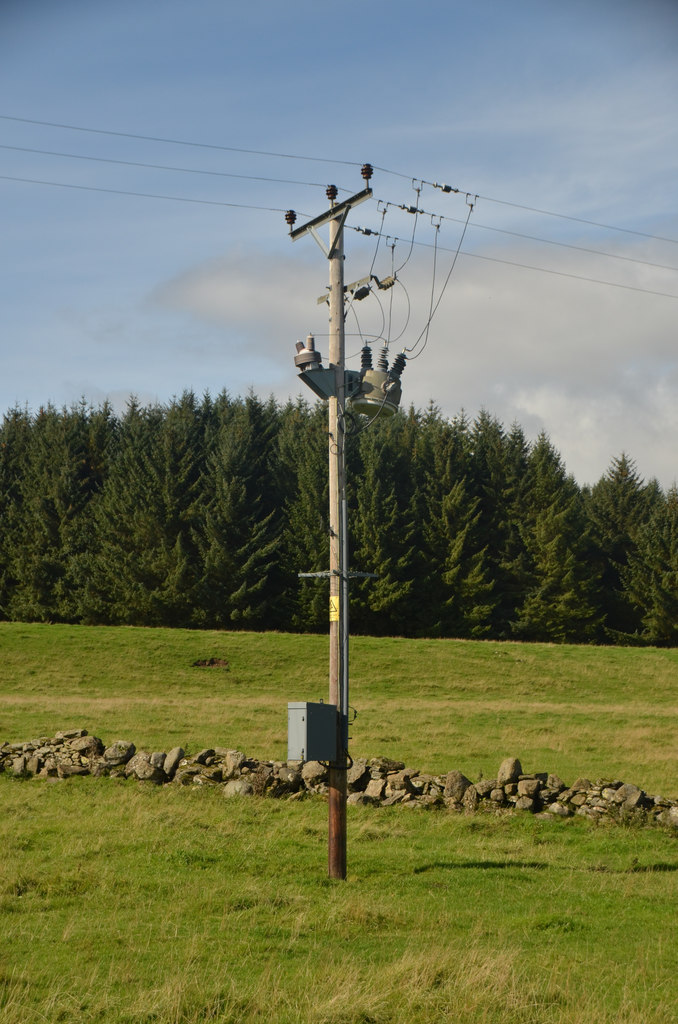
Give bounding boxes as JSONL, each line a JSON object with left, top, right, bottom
{"left": 2, "top": 0, "right": 677, "bottom": 487}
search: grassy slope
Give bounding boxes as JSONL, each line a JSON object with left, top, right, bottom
{"left": 1, "top": 623, "right": 677, "bottom": 1023}
{"left": 1, "top": 622, "right": 677, "bottom": 793}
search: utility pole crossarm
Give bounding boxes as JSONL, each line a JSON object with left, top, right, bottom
{"left": 289, "top": 187, "right": 372, "bottom": 244}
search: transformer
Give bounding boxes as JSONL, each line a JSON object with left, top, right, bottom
{"left": 348, "top": 348, "right": 406, "bottom": 419}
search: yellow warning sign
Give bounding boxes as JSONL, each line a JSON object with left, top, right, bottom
{"left": 329, "top": 596, "right": 340, "bottom": 622}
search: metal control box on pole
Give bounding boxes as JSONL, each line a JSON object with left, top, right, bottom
{"left": 287, "top": 702, "right": 339, "bottom": 763}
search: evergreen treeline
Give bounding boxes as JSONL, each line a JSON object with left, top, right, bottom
{"left": 1, "top": 392, "right": 676, "bottom": 646}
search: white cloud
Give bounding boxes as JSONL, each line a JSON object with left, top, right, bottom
{"left": 147, "top": 230, "right": 678, "bottom": 488}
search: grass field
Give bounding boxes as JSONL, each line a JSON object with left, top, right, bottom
{"left": 1, "top": 623, "right": 678, "bottom": 1023}
{"left": 2, "top": 622, "right": 678, "bottom": 793}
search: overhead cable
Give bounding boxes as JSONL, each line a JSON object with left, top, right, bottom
{"left": 475, "top": 193, "right": 678, "bottom": 247}
{"left": 440, "top": 213, "right": 678, "bottom": 274}
{"left": 0, "top": 143, "right": 341, "bottom": 191}
{"left": 0, "top": 113, "right": 360, "bottom": 168}
{"left": 2, "top": 113, "right": 674, "bottom": 245}
{"left": 406, "top": 197, "right": 475, "bottom": 359}
{"left": 4, "top": 175, "right": 674, "bottom": 301}
{"left": 463, "top": 247, "right": 678, "bottom": 300}
{"left": 366, "top": 194, "right": 678, "bottom": 274}
{"left": 6, "top": 143, "right": 674, "bottom": 272}
{"left": 349, "top": 224, "right": 678, "bottom": 301}
{"left": 0, "top": 174, "right": 296, "bottom": 213}
{"left": 371, "top": 162, "right": 678, "bottom": 245}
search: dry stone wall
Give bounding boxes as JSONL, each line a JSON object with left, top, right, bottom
{"left": 2, "top": 729, "right": 677, "bottom": 830}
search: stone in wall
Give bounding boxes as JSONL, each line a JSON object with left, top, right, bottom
{"left": 497, "top": 757, "right": 523, "bottom": 786}
{"left": 163, "top": 747, "right": 185, "bottom": 779}
{"left": 444, "top": 770, "right": 472, "bottom": 802}
{"left": 103, "top": 740, "right": 136, "bottom": 766}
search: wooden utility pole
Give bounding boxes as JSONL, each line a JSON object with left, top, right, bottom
{"left": 327, "top": 190, "right": 348, "bottom": 879}
{"left": 288, "top": 174, "right": 373, "bottom": 880}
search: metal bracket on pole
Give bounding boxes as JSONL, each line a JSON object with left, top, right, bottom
{"left": 317, "top": 275, "right": 372, "bottom": 305}
{"left": 298, "top": 571, "right": 379, "bottom": 580}
{"left": 297, "top": 367, "right": 361, "bottom": 402}
{"left": 326, "top": 207, "right": 350, "bottom": 259}
{"left": 308, "top": 227, "right": 329, "bottom": 258}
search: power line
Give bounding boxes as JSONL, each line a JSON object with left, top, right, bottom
{"left": 0, "top": 114, "right": 360, "bottom": 169}
{"left": 456, "top": 245, "right": 678, "bottom": 301}
{"left": 3, "top": 113, "right": 675, "bottom": 246}
{"left": 373, "top": 165, "right": 678, "bottom": 246}
{"left": 0, "top": 143, "right": 340, "bottom": 191}
{"left": 6, "top": 142, "right": 673, "bottom": 274}
{"left": 475, "top": 193, "right": 678, "bottom": 247}
{"left": 0, "top": 174, "right": 295, "bottom": 213}
{"left": 4, "top": 170, "right": 676, "bottom": 301}
{"left": 456, "top": 215, "right": 678, "bottom": 274}
{"left": 349, "top": 224, "right": 678, "bottom": 301}
{"left": 371, "top": 196, "right": 678, "bottom": 274}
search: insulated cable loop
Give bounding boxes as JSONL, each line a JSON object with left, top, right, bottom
{"left": 405, "top": 199, "right": 474, "bottom": 359}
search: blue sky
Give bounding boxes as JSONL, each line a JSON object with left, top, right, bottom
{"left": 2, "top": 0, "right": 678, "bottom": 486}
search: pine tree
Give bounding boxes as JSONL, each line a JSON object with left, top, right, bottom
{"left": 349, "top": 414, "right": 417, "bottom": 636}
{"left": 81, "top": 395, "right": 204, "bottom": 626}
{"left": 467, "top": 411, "right": 529, "bottom": 638}
{"left": 436, "top": 478, "right": 494, "bottom": 637}
{"left": 513, "top": 433, "right": 600, "bottom": 642}
{"left": 0, "top": 407, "right": 32, "bottom": 618}
{"left": 195, "top": 394, "right": 282, "bottom": 628}
{"left": 497, "top": 423, "right": 534, "bottom": 634}
{"left": 414, "top": 410, "right": 494, "bottom": 637}
{"left": 585, "top": 454, "right": 658, "bottom": 640}
{"left": 623, "top": 487, "right": 678, "bottom": 645}
{"left": 276, "top": 399, "right": 329, "bottom": 632}
{"left": 395, "top": 404, "right": 432, "bottom": 635}
{"left": 4, "top": 402, "right": 112, "bottom": 622}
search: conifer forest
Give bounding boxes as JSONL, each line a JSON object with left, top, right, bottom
{"left": 1, "top": 391, "right": 676, "bottom": 646}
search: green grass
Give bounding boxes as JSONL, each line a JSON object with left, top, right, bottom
{"left": 2, "top": 777, "right": 677, "bottom": 1024}
{"left": 1, "top": 622, "right": 677, "bottom": 793}
{"left": 1, "top": 623, "right": 677, "bottom": 1022}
